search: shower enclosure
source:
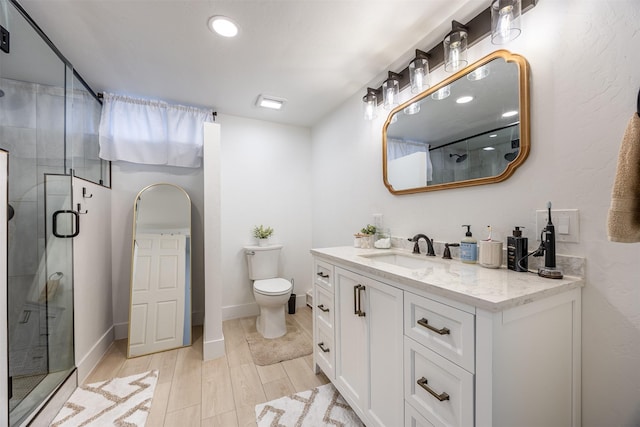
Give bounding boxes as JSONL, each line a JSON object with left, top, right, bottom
{"left": 0, "top": 0, "right": 109, "bottom": 424}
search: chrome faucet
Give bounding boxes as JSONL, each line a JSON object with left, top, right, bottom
{"left": 409, "top": 234, "right": 436, "bottom": 256}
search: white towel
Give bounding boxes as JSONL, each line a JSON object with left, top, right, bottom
{"left": 607, "top": 114, "right": 640, "bottom": 242}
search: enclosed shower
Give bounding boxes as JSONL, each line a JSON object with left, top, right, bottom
{"left": 0, "top": 0, "right": 109, "bottom": 425}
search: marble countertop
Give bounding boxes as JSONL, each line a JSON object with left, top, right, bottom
{"left": 311, "top": 246, "right": 584, "bottom": 312}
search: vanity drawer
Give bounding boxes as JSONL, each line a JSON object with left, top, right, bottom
{"left": 314, "top": 285, "right": 334, "bottom": 330}
{"left": 405, "top": 401, "right": 435, "bottom": 427}
{"left": 404, "top": 337, "right": 473, "bottom": 427}
{"left": 404, "top": 292, "right": 474, "bottom": 372}
{"left": 314, "top": 323, "right": 335, "bottom": 379}
{"left": 314, "top": 260, "right": 334, "bottom": 292}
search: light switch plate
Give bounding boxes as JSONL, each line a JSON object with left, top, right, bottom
{"left": 536, "top": 209, "right": 580, "bottom": 243}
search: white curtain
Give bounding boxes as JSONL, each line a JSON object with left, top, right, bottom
{"left": 98, "top": 93, "right": 214, "bottom": 168}
{"left": 387, "top": 139, "right": 433, "bottom": 181}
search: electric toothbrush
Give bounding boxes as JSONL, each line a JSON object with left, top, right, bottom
{"left": 538, "top": 201, "right": 563, "bottom": 279}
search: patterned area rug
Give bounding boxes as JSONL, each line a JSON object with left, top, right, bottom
{"left": 255, "top": 383, "right": 364, "bottom": 427}
{"left": 50, "top": 370, "right": 158, "bottom": 427}
{"left": 245, "top": 317, "right": 312, "bottom": 366}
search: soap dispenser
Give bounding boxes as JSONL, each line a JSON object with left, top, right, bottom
{"left": 460, "top": 225, "right": 477, "bottom": 264}
{"left": 507, "top": 226, "right": 528, "bottom": 272}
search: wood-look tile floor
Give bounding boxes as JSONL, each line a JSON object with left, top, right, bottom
{"left": 85, "top": 307, "right": 329, "bottom": 427}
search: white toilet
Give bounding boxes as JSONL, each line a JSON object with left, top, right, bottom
{"left": 244, "top": 244, "right": 293, "bottom": 339}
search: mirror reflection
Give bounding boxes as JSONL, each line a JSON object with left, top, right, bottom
{"left": 128, "top": 183, "right": 192, "bottom": 358}
{"left": 383, "top": 50, "right": 529, "bottom": 193}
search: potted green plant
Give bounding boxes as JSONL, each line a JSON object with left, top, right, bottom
{"left": 253, "top": 225, "right": 274, "bottom": 246}
{"left": 356, "top": 224, "right": 376, "bottom": 248}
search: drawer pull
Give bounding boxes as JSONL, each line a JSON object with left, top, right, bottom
{"left": 317, "top": 272, "right": 329, "bottom": 278}
{"left": 417, "top": 318, "right": 450, "bottom": 335}
{"left": 317, "top": 342, "right": 330, "bottom": 353}
{"left": 317, "top": 304, "right": 330, "bottom": 312}
{"left": 353, "top": 284, "right": 366, "bottom": 317}
{"left": 417, "top": 377, "right": 450, "bottom": 402}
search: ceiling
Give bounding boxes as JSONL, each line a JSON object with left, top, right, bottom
{"left": 15, "top": 0, "right": 485, "bottom": 127}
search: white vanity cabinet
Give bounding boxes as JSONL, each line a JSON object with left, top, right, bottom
{"left": 313, "top": 259, "right": 335, "bottom": 379}
{"left": 312, "top": 248, "right": 582, "bottom": 427}
{"left": 333, "top": 267, "right": 403, "bottom": 427}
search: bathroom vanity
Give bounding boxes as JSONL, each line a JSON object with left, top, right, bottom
{"left": 311, "top": 247, "right": 583, "bottom": 427}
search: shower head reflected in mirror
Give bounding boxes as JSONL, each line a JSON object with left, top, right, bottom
{"left": 449, "top": 153, "right": 468, "bottom": 163}
{"left": 504, "top": 151, "right": 518, "bottom": 162}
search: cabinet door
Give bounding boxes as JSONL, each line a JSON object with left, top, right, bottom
{"left": 334, "top": 267, "right": 368, "bottom": 415}
{"left": 366, "top": 277, "right": 404, "bottom": 427}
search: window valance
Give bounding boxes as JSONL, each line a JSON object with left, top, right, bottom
{"left": 98, "top": 93, "right": 214, "bottom": 168}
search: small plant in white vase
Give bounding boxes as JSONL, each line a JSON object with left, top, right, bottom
{"left": 358, "top": 224, "right": 376, "bottom": 249}
{"left": 253, "top": 225, "right": 274, "bottom": 246}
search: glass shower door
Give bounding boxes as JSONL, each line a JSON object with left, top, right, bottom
{"left": 0, "top": 1, "right": 75, "bottom": 425}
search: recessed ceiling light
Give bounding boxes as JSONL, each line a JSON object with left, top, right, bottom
{"left": 208, "top": 16, "right": 239, "bottom": 38}
{"left": 256, "top": 94, "right": 286, "bottom": 110}
{"left": 489, "top": 134, "right": 497, "bottom": 138}
{"left": 456, "top": 95, "right": 474, "bottom": 104}
{"left": 502, "top": 110, "right": 518, "bottom": 118}
{"left": 483, "top": 146, "right": 496, "bottom": 151}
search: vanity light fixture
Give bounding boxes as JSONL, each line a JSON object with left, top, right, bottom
{"left": 255, "top": 94, "right": 286, "bottom": 110}
{"left": 360, "top": 0, "right": 536, "bottom": 120}
{"left": 382, "top": 72, "right": 402, "bottom": 110}
{"left": 431, "top": 85, "right": 450, "bottom": 100}
{"left": 409, "top": 50, "right": 430, "bottom": 94}
{"left": 363, "top": 87, "right": 380, "bottom": 120}
{"left": 443, "top": 20, "right": 468, "bottom": 73}
{"left": 456, "top": 95, "right": 474, "bottom": 104}
{"left": 208, "top": 15, "right": 239, "bottom": 38}
{"left": 502, "top": 110, "right": 518, "bottom": 118}
{"left": 491, "top": 0, "right": 522, "bottom": 45}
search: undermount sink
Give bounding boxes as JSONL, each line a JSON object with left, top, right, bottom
{"left": 359, "top": 252, "right": 433, "bottom": 270}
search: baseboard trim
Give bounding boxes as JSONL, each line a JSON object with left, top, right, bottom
{"left": 222, "top": 302, "right": 260, "bottom": 320}
{"left": 76, "top": 326, "right": 115, "bottom": 384}
{"left": 114, "top": 322, "right": 129, "bottom": 340}
{"left": 203, "top": 336, "right": 225, "bottom": 361}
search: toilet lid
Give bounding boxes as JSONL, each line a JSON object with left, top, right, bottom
{"left": 254, "top": 278, "right": 292, "bottom": 295}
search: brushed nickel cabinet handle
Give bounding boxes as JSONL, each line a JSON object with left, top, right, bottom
{"left": 417, "top": 318, "right": 450, "bottom": 335}
{"left": 317, "top": 272, "right": 329, "bottom": 278}
{"left": 317, "top": 342, "right": 330, "bottom": 353}
{"left": 317, "top": 304, "right": 330, "bottom": 312}
{"left": 417, "top": 377, "right": 450, "bottom": 402}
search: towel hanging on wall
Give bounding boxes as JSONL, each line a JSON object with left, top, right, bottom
{"left": 98, "top": 93, "right": 214, "bottom": 168}
{"left": 607, "top": 112, "right": 640, "bottom": 242}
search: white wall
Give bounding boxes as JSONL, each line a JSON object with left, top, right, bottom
{"left": 218, "top": 114, "right": 312, "bottom": 319}
{"left": 72, "top": 179, "right": 112, "bottom": 382}
{"left": 311, "top": 1, "right": 640, "bottom": 426}
{"left": 110, "top": 162, "right": 204, "bottom": 337}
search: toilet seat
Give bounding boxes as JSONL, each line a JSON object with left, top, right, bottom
{"left": 254, "top": 278, "right": 292, "bottom": 296}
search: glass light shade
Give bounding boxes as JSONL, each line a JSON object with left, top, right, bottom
{"left": 491, "top": 0, "right": 522, "bottom": 44}
{"left": 363, "top": 92, "right": 378, "bottom": 120}
{"left": 409, "top": 57, "right": 429, "bottom": 94}
{"left": 443, "top": 28, "right": 468, "bottom": 72}
{"left": 431, "top": 85, "right": 450, "bottom": 100}
{"left": 382, "top": 77, "right": 400, "bottom": 110}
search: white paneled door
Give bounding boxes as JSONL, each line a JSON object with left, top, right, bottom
{"left": 129, "top": 233, "right": 186, "bottom": 357}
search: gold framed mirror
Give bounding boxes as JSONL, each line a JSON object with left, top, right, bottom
{"left": 128, "top": 183, "right": 192, "bottom": 358}
{"left": 383, "top": 50, "right": 530, "bottom": 194}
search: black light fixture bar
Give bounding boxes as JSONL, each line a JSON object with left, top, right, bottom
{"left": 370, "top": 0, "right": 537, "bottom": 103}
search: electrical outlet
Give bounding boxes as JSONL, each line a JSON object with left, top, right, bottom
{"left": 536, "top": 209, "right": 579, "bottom": 243}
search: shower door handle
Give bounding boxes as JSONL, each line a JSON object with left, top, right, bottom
{"left": 52, "top": 210, "right": 80, "bottom": 238}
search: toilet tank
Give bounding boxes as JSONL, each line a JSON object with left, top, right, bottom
{"left": 244, "top": 244, "right": 283, "bottom": 280}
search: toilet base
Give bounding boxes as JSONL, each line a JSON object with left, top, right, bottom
{"left": 256, "top": 304, "right": 287, "bottom": 339}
